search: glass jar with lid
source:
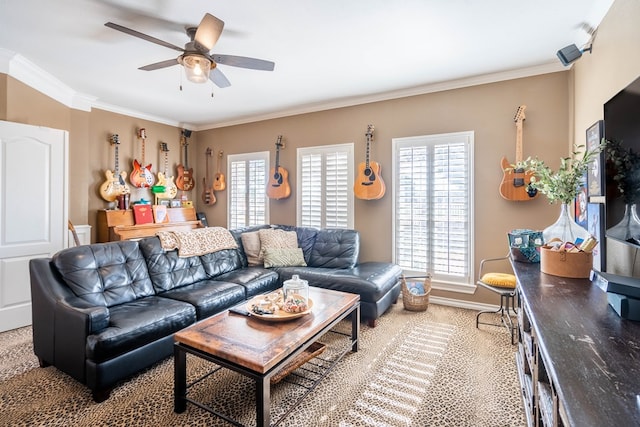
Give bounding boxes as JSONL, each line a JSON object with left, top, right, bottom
{"left": 282, "top": 274, "right": 309, "bottom": 313}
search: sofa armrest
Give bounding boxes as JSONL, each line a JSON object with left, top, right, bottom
{"left": 57, "top": 296, "right": 110, "bottom": 334}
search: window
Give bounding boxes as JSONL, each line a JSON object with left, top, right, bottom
{"left": 392, "top": 131, "right": 474, "bottom": 292}
{"left": 297, "top": 144, "right": 354, "bottom": 229}
{"left": 227, "top": 152, "right": 269, "bottom": 229}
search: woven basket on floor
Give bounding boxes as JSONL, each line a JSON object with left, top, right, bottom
{"left": 401, "top": 274, "right": 432, "bottom": 312}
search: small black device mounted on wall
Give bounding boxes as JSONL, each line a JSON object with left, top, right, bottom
{"left": 557, "top": 43, "right": 592, "bottom": 66}
{"left": 196, "top": 212, "right": 208, "bottom": 227}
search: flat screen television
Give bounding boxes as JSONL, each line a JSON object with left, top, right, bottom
{"left": 603, "top": 74, "right": 640, "bottom": 279}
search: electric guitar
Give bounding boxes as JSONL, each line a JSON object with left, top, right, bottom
{"left": 354, "top": 124, "right": 385, "bottom": 200}
{"left": 202, "top": 148, "right": 216, "bottom": 205}
{"left": 266, "top": 135, "right": 291, "bottom": 199}
{"left": 130, "top": 128, "right": 155, "bottom": 188}
{"left": 156, "top": 142, "right": 178, "bottom": 200}
{"left": 176, "top": 129, "right": 195, "bottom": 191}
{"left": 499, "top": 105, "right": 538, "bottom": 201}
{"left": 99, "top": 134, "right": 131, "bottom": 202}
{"left": 213, "top": 150, "right": 226, "bottom": 191}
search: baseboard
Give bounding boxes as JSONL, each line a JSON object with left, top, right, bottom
{"left": 428, "top": 295, "right": 500, "bottom": 312}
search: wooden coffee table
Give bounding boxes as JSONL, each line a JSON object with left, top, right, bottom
{"left": 173, "top": 287, "right": 360, "bottom": 426}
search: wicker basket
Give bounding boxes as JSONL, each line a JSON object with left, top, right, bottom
{"left": 401, "top": 274, "right": 432, "bottom": 312}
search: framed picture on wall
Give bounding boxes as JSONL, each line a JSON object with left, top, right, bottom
{"left": 575, "top": 180, "right": 588, "bottom": 230}
{"left": 587, "top": 202, "right": 605, "bottom": 271}
{"left": 586, "top": 120, "right": 605, "bottom": 197}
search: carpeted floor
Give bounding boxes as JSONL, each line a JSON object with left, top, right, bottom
{"left": 0, "top": 302, "right": 525, "bottom": 427}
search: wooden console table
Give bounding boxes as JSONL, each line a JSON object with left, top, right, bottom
{"left": 96, "top": 207, "right": 201, "bottom": 242}
{"left": 512, "top": 261, "right": 640, "bottom": 426}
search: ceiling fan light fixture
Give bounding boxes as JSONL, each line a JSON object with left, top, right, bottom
{"left": 180, "top": 54, "right": 211, "bottom": 84}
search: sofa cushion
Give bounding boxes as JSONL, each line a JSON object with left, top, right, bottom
{"left": 215, "top": 267, "right": 280, "bottom": 298}
{"left": 138, "top": 237, "right": 207, "bottom": 293}
{"left": 308, "top": 229, "right": 360, "bottom": 269}
{"left": 159, "top": 280, "right": 246, "bottom": 319}
{"left": 86, "top": 295, "right": 195, "bottom": 362}
{"left": 263, "top": 247, "right": 307, "bottom": 268}
{"left": 275, "top": 262, "right": 402, "bottom": 303}
{"left": 199, "top": 248, "right": 245, "bottom": 278}
{"left": 52, "top": 240, "right": 154, "bottom": 307}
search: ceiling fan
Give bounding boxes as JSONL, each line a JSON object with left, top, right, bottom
{"left": 105, "top": 13, "right": 275, "bottom": 87}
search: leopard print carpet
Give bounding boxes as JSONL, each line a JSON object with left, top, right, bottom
{"left": 0, "top": 302, "right": 525, "bottom": 427}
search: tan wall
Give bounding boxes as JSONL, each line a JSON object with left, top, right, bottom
{"left": 0, "top": 74, "right": 7, "bottom": 120}
{"left": 198, "top": 72, "right": 570, "bottom": 304}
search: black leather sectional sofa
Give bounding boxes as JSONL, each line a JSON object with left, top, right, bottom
{"left": 29, "top": 224, "right": 402, "bottom": 401}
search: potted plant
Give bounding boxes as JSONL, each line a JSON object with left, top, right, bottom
{"left": 518, "top": 142, "right": 605, "bottom": 243}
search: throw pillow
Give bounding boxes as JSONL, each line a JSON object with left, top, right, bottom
{"left": 258, "top": 228, "right": 298, "bottom": 257}
{"left": 241, "top": 231, "right": 263, "bottom": 266}
{"left": 406, "top": 281, "right": 426, "bottom": 295}
{"left": 263, "top": 247, "right": 307, "bottom": 268}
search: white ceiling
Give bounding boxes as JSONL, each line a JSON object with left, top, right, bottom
{"left": 0, "top": 0, "right": 614, "bottom": 130}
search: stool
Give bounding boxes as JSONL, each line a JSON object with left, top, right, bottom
{"left": 475, "top": 255, "right": 518, "bottom": 345}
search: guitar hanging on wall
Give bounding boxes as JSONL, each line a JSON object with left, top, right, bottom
{"left": 354, "top": 124, "right": 385, "bottom": 200}
{"left": 130, "top": 128, "right": 156, "bottom": 188}
{"left": 99, "top": 134, "right": 131, "bottom": 202}
{"left": 156, "top": 142, "right": 178, "bottom": 200}
{"left": 201, "top": 148, "right": 216, "bottom": 205}
{"left": 176, "top": 129, "right": 195, "bottom": 191}
{"left": 499, "top": 105, "right": 538, "bottom": 201}
{"left": 213, "top": 150, "right": 226, "bottom": 191}
{"left": 266, "top": 135, "right": 291, "bottom": 200}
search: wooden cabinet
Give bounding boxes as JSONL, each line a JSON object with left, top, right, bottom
{"left": 513, "top": 261, "right": 640, "bottom": 427}
{"left": 96, "top": 207, "right": 201, "bottom": 242}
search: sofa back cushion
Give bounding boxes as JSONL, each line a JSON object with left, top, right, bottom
{"left": 52, "top": 240, "right": 154, "bottom": 307}
{"left": 199, "top": 248, "right": 244, "bottom": 278}
{"left": 308, "top": 228, "right": 360, "bottom": 268}
{"left": 138, "top": 237, "right": 207, "bottom": 293}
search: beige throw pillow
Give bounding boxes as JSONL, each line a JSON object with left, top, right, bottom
{"left": 241, "top": 231, "right": 263, "bottom": 266}
{"left": 258, "top": 229, "right": 298, "bottom": 258}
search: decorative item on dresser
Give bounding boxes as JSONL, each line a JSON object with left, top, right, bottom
{"left": 213, "top": 150, "right": 226, "bottom": 191}
{"left": 155, "top": 142, "right": 178, "bottom": 200}
{"left": 201, "top": 148, "right": 216, "bottom": 205}
{"left": 99, "top": 134, "right": 131, "bottom": 202}
{"left": 176, "top": 129, "right": 195, "bottom": 191}
{"left": 266, "top": 135, "right": 291, "bottom": 200}
{"left": 499, "top": 105, "right": 538, "bottom": 201}
{"left": 354, "top": 124, "right": 385, "bottom": 200}
{"left": 129, "top": 128, "right": 155, "bottom": 188}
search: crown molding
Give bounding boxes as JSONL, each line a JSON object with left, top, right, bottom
{"left": 199, "top": 61, "right": 567, "bottom": 130}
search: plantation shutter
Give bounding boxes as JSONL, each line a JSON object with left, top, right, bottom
{"left": 298, "top": 144, "right": 354, "bottom": 229}
{"left": 228, "top": 152, "right": 268, "bottom": 229}
{"left": 394, "top": 132, "right": 473, "bottom": 284}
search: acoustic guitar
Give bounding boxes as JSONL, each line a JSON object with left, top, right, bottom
{"left": 201, "top": 148, "right": 216, "bottom": 205}
{"left": 499, "top": 105, "right": 538, "bottom": 201}
{"left": 99, "top": 134, "right": 131, "bottom": 202}
{"left": 354, "top": 124, "right": 385, "bottom": 200}
{"left": 176, "top": 129, "right": 195, "bottom": 191}
{"left": 130, "top": 128, "right": 155, "bottom": 188}
{"left": 213, "top": 150, "right": 226, "bottom": 191}
{"left": 156, "top": 142, "right": 178, "bottom": 200}
{"left": 266, "top": 135, "right": 291, "bottom": 200}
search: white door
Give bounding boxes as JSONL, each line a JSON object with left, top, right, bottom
{"left": 0, "top": 120, "right": 68, "bottom": 332}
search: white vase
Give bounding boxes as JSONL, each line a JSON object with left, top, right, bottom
{"left": 606, "top": 204, "right": 640, "bottom": 244}
{"left": 542, "top": 203, "right": 591, "bottom": 244}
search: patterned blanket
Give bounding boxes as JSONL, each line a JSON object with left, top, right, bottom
{"left": 156, "top": 227, "right": 238, "bottom": 257}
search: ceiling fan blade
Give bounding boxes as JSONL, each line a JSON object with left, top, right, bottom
{"left": 210, "top": 67, "right": 231, "bottom": 88}
{"left": 139, "top": 58, "right": 179, "bottom": 71}
{"left": 211, "top": 54, "right": 275, "bottom": 71}
{"left": 194, "top": 13, "right": 225, "bottom": 52}
{"left": 105, "top": 22, "right": 184, "bottom": 52}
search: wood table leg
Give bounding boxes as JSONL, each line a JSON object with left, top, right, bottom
{"left": 256, "top": 376, "right": 271, "bottom": 427}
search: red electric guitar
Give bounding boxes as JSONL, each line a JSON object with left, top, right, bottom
{"left": 130, "top": 128, "right": 155, "bottom": 188}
